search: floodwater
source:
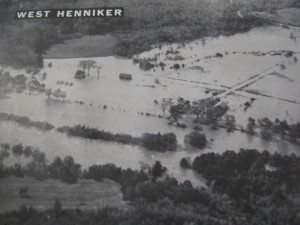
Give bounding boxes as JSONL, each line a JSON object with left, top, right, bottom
{"left": 0, "top": 25, "right": 299, "bottom": 187}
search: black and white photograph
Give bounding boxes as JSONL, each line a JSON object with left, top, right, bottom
{"left": 0, "top": 0, "right": 299, "bottom": 224}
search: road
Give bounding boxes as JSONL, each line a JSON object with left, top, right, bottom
{"left": 215, "top": 65, "right": 277, "bottom": 99}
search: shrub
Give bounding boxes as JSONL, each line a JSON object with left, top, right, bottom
{"left": 139, "top": 59, "right": 155, "bottom": 71}
{"left": 142, "top": 132, "right": 177, "bottom": 152}
{"left": 184, "top": 131, "right": 207, "bottom": 149}
{"left": 180, "top": 157, "right": 191, "bottom": 168}
{"left": 173, "top": 63, "right": 180, "bottom": 69}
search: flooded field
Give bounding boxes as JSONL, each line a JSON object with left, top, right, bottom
{"left": 1, "top": 25, "right": 300, "bottom": 186}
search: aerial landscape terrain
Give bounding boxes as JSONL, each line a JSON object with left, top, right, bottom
{"left": 0, "top": 0, "right": 300, "bottom": 224}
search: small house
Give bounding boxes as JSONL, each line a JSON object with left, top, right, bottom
{"left": 28, "top": 80, "right": 45, "bottom": 92}
{"left": 212, "top": 102, "right": 228, "bottom": 117}
{"left": 74, "top": 70, "right": 86, "bottom": 79}
{"left": 119, "top": 73, "right": 132, "bottom": 80}
{"left": 214, "top": 102, "right": 228, "bottom": 111}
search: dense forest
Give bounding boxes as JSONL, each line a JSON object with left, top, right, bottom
{"left": 0, "top": 147, "right": 299, "bottom": 225}
{"left": 0, "top": 0, "right": 299, "bottom": 68}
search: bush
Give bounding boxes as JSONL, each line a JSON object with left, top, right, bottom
{"left": 180, "top": 157, "right": 191, "bottom": 169}
{"left": 139, "top": 59, "right": 155, "bottom": 71}
{"left": 184, "top": 131, "right": 207, "bottom": 149}
{"left": 142, "top": 132, "right": 177, "bottom": 152}
{"left": 173, "top": 63, "right": 180, "bottom": 69}
{"left": 0, "top": 113, "right": 54, "bottom": 131}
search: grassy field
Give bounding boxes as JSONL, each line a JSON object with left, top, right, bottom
{"left": 254, "top": 8, "right": 300, "bottom": 26}
{"left": 0, "top": 176, "right": 126, "bottom": 213}
{"left": 44, "top": 35, "right": 117, "bottom": 59}
{"left": 275, "top": 8, "right": 300, "bottom": 26}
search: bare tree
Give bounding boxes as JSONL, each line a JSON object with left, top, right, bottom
{"left": 95, "top": 66, "right": 102, "bottom": 79}
{"left": 78, "top": 61, "right": 87, "bottom": 73}
{"left": 190, "top": 101, "right": 206, "bottom": 122}
{"left": 160, "top": 98, "right": 173, "bottom": 117}
{"left": 86, "top": 60, "right": 96, "bottom": 76}
{"left": 78, "top": 60, "right": 97, "bottom": 76}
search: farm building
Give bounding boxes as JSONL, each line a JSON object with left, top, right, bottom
{"left": 211, "top": 102, "right": 228, "bottom": 117}
{"left": 74, "top": 70, "right": 86, "bottom": 79}
{"left": 119, "top": 73, "right": 132, "bottom": 80}
{"left": 214, "top": 102, "right": 228, "bottom": 111}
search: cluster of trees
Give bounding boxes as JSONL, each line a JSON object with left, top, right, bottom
{"left": 0, "top": 143, "right": 47, "bottom": 180}
{"left": 1, "top": 0, "right": 282, "bottom": 68}
{"left": 0, "top": 144, "right": 80, "bottom": 183}
{"left": 0, "top": 71, "right": 27, "bottom": 94}
{"left": 78, "top": 60, "right": 99, "bottom": 76}
{"left": 258, "top": 117, "right": 300, "bottom": 139}
{"left": 246, "top": 117, "right": 300, "bottom": 141}
{"left": 167, "top": 97, "right": 225, "bottom": 123}
{"left": 112, "top": 0, "right": 266, "bottom": 57}
{"left": 133, "top": 57, "right": 157, "bottom": 71}
{"left": 0, "top": 143, "right": 10, "bottom": 169}
{"left": 2, "top": 0, "right": 298, "bottom": 69}
{"left": 57, "top": 125, "right": 177, "bottom": 152}
{"left": 56, "top": 125, "right": 140, "bottom": 145}
{"left": 142, "top": 132, "right": 177, "bottom": 152}
{"left": 45, "top": 88, "right": 67, "bottom": 100}
{"left": 1, "top": 145, "right": 167, "bottom": 195}
{"left": 191, "top": 149, "right": 300, "bottom": 221}
{"left": 0, "top": 17, "right": 58, "bottom": 68}
{"left": 0, "top": 113, "right": 54, "bottom": 131}
{"left": 48, "top": 156, "right": 81, "bottom": 184}
{"left": 0, "top": 113, "right": 178, "bottom": 152}
{"left": 2, "top": 147, "right": 299, "bottom": 225}
{"left": 184, "top": 131, "right": 207, "bottom": 149}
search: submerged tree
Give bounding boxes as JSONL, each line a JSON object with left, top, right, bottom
{"left": 184, "top": 131, "right": 207, "bottom": 149}
{"left": 12, "top": 144, "right": 23, "bottom": 163}
{"left": 59, "top": 91, "right": 67, "bottom": 101}
{"left": 78, "top": 61, "right": 87, "bottom": 73}
{"left": 190, "top": 101, "right": 206, "bottom": 122}
{"left": 45, "top": 88, "right": 52, "bottom": 99}
{"left": 78, "top": 60, "right": 97, "bottom": 76}
{"left": 150, "top": 160, "right": 167, "bottom": 181}
{"left": 0, "top": 149, "right": 9, "bottom": 169}
{"left": 23, "top": 146, "right": 33, "bottom": 158}
{"left": 160, "top": 98, "right": 172, "bottom": 117}
{"left": 86, "top": 60, "right": 96, "bottom": 76}
{"left": 95, "top": 66, "right": 102, "bottom": 79}
{"left": 52, "top": 88, "right": 61, "bottom": 100}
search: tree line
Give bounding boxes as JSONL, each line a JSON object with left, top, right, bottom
{"left": 0, "top": 0, "right": 273, "bottom": 68}
{"left": 0, "top": 114, "right": 177, "bottom": 152}
{"left": 0, "top": 113, "right": 54, "bottom": 131}
{"left": 1, "top": 146, "right": 299, "bottom": 225}
{"left": 189, "top": 149, "right": 300, "bottom": 222}
{"left": 57, "top": 125, "right": 177, "bottom": 152}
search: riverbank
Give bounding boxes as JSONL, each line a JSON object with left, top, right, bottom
{"left": 253, "top": 8, "right": 300, "bottom": 27}
{"left": 44, "top": 35, "right": 117, "bottom": 59}
{"left": 0, "top": 0, "right": 268, "bottom": 69}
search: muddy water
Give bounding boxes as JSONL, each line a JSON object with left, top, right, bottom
{"left": 0, "top": 25, "right": 300, "bottom": 187}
